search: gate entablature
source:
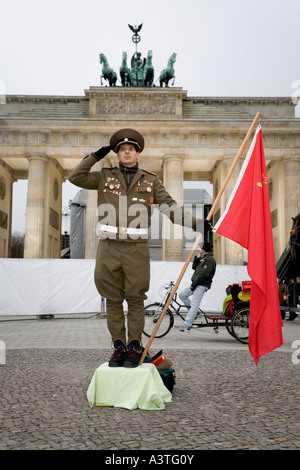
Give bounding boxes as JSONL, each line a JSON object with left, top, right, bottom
{"left": 85, "top": 86, "right": 186, "bottom": 118}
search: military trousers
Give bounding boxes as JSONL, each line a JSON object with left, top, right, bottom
{"left": 94, "top": 239, "right": 150, "bottom": 346}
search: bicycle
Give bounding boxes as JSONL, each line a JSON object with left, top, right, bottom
{"left": 143, "top": 281, "right": 249, "bottom": 344}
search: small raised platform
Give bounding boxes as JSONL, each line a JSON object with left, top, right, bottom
{"left": 87, "top": 362, "right": 172, "bottom": 410}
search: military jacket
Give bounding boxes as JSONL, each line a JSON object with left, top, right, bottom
{"left": 69, "top": 154, "right": 196, "bottom": 242}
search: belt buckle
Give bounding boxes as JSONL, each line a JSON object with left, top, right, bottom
{"left": 119, "top": 227, "right": 127, "bottom": 236}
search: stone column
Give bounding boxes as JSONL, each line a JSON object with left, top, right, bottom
{"left": 222, "top": 157, "right": 244, "bottom": 265}
{"left": 0, "top": 162, "right": 14, "bottom": 258}
{"left": 284, "top": 157, "right": 300, "bottom": 243}
{"left": 162, "top": 155, "right": 184, "bottom": 261}
{"left": 24, "top": 154, "right": 48, "bottom": 258}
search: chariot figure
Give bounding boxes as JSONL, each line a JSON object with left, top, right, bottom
{"left": 130, "top": 52, "right": 145, "bottom": 86}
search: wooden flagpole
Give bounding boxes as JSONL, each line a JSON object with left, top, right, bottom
{"left": 139, "top": 112, "right": 261, "bottom": 365}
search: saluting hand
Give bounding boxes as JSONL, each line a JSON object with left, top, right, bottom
{"left": 93, "top": 144, "right": 116, "bottom": 161}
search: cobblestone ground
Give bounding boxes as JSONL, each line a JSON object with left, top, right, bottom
{"left": 0, "top": 348, "right": 299, "bottom": 451}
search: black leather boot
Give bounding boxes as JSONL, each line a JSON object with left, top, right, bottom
{"left": 123, "top": 340, "right": 141, "bottom": 368}
{"left": 108, "top": 340, "right": 126, "bottom": 367}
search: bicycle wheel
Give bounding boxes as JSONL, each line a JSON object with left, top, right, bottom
{"left": 224, "top": 305, "right": 236, "bottom": 338}
{"left": 143, "top": 302, "right": 174, "bottom": 338}
{"left": 231, "top": 307, "right": 249, "bottom": 344}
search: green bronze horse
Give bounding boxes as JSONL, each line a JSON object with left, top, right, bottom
{"left": 144, "top": 50, "right": 154, "bottom": 87}
{"left": 159, "top": 53, "right": 176, "bottom": 87}
{"left": 99, "top": 53, "right": 117, "bottom": 86}
{"left": 120, "top": 52, "right": 131, "bottom": 86}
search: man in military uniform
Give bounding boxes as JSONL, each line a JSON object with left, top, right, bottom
{"left": 69, "top": 128, "right": 208, "bottom": 367}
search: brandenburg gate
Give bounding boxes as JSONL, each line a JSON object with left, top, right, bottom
{"left": 0, "top": 86, "right": 299, "bottom": 263}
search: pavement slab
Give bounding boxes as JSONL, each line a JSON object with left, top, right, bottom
{"left": 0, "top": 315, "right": 299, "bottom": 452}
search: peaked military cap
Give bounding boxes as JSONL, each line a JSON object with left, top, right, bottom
{"left": 110, "top": 128, "right": 145, "bottom": 153}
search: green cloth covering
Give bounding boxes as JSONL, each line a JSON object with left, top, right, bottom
{"left": 87, "top": 363, "right": 172, "bottom": 410}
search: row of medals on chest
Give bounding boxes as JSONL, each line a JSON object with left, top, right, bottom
{"left": 103, "top": 177, "right": 153, "bottom": 203}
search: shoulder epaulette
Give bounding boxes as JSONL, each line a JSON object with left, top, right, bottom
{"left": 141, "top": 168, "right": 157, "bottom": 177}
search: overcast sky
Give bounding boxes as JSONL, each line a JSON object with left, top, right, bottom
{"left": 1, "top": 0, "right": 299, "bottom": 232}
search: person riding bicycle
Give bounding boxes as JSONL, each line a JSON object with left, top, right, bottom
{"left": 179, "top": 241, "right": 216, "bottom": 332}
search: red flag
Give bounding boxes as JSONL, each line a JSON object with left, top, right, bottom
{"left": 215, "top": 126, "right": 283, "bottom": 364}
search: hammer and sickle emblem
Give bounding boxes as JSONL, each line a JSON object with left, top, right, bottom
{"left": 257, "top": 173, "right": 268, "bottom": 187}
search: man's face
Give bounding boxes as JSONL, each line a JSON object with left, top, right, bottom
{"left": 117, "top": 144, "right": 140, "bottom": 167}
